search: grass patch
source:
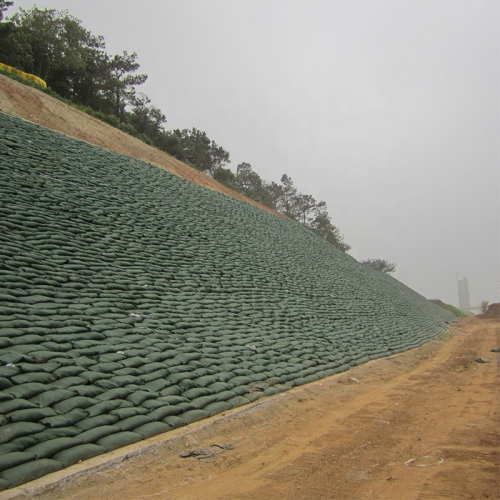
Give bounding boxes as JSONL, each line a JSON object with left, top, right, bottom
{"left": 430, "top": 299, "right": 469, "bottom": 317}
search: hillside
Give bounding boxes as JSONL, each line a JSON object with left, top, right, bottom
{"left": 0, "top": 93, "right": 456, "bottom": 490}
{"left": 0, "top": 75, "right": 282, "bottom": 218}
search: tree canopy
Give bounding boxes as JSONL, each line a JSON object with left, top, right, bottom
{"left": 0, "top": 4, "right": 351, "bottom": 253}
{"left": 0, "top": 1, "right": 13, "bottom": 22}
{"left": 361, "top": 259, "right": 396, "bottom": 274}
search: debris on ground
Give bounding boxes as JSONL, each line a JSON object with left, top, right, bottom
{"left": 180, "top": 444, "right": 235, "bottom": 462}
{"left": 338, "top": 377, "right": 360, "bottom": 384}
{"left": 405, "top": 456, "right": 444, "bottom": 467}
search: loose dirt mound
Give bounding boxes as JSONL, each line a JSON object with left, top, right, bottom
{"left": 479, "top": 302, "right": 500, "bottom": 319}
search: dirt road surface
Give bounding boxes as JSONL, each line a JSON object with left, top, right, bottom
{"left": 3, "top": 317, "right": 498, "bottom": 500}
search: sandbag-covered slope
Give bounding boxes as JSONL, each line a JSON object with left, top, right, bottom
{"left": 0, "top": 112, "right": 454, "bottom": 489}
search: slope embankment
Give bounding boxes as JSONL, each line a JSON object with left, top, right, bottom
{"left": 0, "top": 105, "right": 456, "bottom": 490}
{"left": 0, "top": 74, "right": 282, "bottom": 217}
{"left": 13, "top": 316, "right": 497, "bottom": 500}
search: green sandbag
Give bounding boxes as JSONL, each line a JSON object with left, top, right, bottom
{"left": 0, "top": 377, "right": 12, "bottom": 390}
{"left": 5, "top": 407, "right": 56, "bottom": 423}
{"left": 189, "top": 395, "right": 218, "bottom": 410}
{"left": 52, "top": 366, "right": 86, "bottom": 378}
{"left": 0, "top": 458, "right": 63, "bottom": 487}
{"left": 0, "top": 477, "right": 10, "bottom": 491}
{"left": 141, "top": 379, "right": 170, "bottom": 392}
{"left": 207, "top": 382, "right": 232, "bottom": 393}
{"left": 246, "top": 392, "right": 264, "bottom": 403}
{"left": 182, "top": 387, "right": 212, "bottom": 399}
{"left": 29, "top": 427, "right": 81, "bottom": 443}
{"left": 215, "top": 390, "right": 238, "bottom": 402}
{"left": 41, "top": 409, "right": 88, "bottom": 428}
{"left": 179, "top": 409, "right": 210, "bottom": 425}
{"left": 230, "top": 385, "right": 250, "bottom": 396}
{"left": 0, "top": 452, "right": 36, "bottom": 473}
{"left": 85, "top": 401, "right": 122, "bottom": 417}
{"left": 110, "top": 407, "right": 148, "bottom": 419}
{"left": 262, "top": 387, "right": 281, "bottom": 397}
{"left": 159, "top": 386, "right": 182, "bottom": 397}
{"left": 227, "top": 375, "right": 254, "bottom": 387}
{"left": 77, "top": 425, "right": 120, "bottom": 444}
{"left": 0, "top": 422, "right": 45, "bottom": 445}
{"left": 203, "top": 401, "right": 232, "bottom": 417}
{"left": 147, "top": 406, "right": 182, "bottom": 421}
{"left": 216, "top": 372, "right": 234, "bottom": 383}
{"left": 75, "top": 414, "right": 119, "bottom": 431}
{"left": 166, "top": 372, "right": 194, "bottom": 384}
{"left": 0, "top": 399, "right": 38, "bottom": 414}
{"left": 53, "top": 444, "right": 106, "bottom": 467}
{"left": 154, "top": 395, "right": 187, "bottom": 406}
{"left": 30, "top": 389, "right": 77, "bottom": 407}
{"left": 161, "top": 416, "right": 185, "bottom": 429}
{"left": 4, "top": 383, "right": 49, "bottom": 400}
{"left": 192, "top": 375, "right": 219, "bottom": 387}
{"left": 24, "top": 437, "right": 83, "bottom": 459}
{"left": 133, "top": 422, "right": 171, "bottom": 439}
{"left": 96, "top": 431, "right": 142, "bottom": 452}
{"left": 95, "top": 388, "right": 133, "bottom": 401}
{"left": 52, "top": 396, "right": 98, "bottom": 413}
{"left": 115, "top": 415, "right": 154, "bottom": 432}
{"left": 126, "top": 391, "right": 158, "bottom": 406}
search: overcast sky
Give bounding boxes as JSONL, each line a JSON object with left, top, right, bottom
{"left": 10, "top": 0, "right": 500, "bottom": 308}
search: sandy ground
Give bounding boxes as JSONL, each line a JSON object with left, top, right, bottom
{"left": 3, "top": 317, "right": 498, "bottom": 500}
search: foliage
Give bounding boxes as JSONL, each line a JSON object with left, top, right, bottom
{"left": 213, "top": 167, "right": 237, "bottom": 190}
{"left": 0, "top": 0, "right": 13, "bottom": 22}
{"left": 163, "top": 128, "right": 230, "bottom": 174}
{"left": 361, "top": 259, "right": 396, "bottom": 274}
{"left": 481, "top": 300, "right": 489, "bottom": 314}
{"left": 430, "top": 299, "right": 468, "bottom": 317}
{"left": 234, "top": 163, "right": 274, "bottom": 207}
{"left": 0, "top": 5, "right": 351, "bottom": 253}
{"left": 129, "top": 93, "right": 166, "bottom": 141}
{"left": 5, "top": 7, "right": 105, "bottom": 86}
{"left": 103, "top": 51, "right": 147, "bottom": 120}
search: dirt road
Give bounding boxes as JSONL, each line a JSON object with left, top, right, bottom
{"left": 4, "top": 317, "right": 497, "bottom": 500}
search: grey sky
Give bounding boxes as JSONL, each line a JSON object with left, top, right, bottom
{"left": 10, "top": 0, "right": 500, "bottom": 308}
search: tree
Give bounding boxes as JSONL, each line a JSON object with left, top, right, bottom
{"left": 481, "top": 300, "right": 489, "bottom": 314}
{"left": 0, "top": 0, "right": 13, "bottom": 22}
{"left": 6, "top": 7, "right": 105, "bottom": 85}
{"left": 361, "top": 259, "right": 396, "bottom": 274}
{"left": 309, "top": 204, "right": 351, "bottom": 252}
{"left": 157, "top": 130, "right": 185, "bottom": 160}
{"left": 213, "top": 167, "right": 237, "bottom": 190}
{"left": 296, "top": 193, "right": 319, "bottom": 225}
{"left": 103, "top": 51, "right": 147, "bottom": 120}
{"left": 129, "top": 93, "right": 166, "bottom": 141}
{"left": 274, "top": 174, "right": 299, "bottom": 219}
{"left": 67, "top": 47, "right": 110, "bottom": 109}
{"left": 167, "top": 128, "right": 230, "bottom": 174}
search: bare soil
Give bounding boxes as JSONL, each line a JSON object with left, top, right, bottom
{"left": 3, "top": 317, "right": 498, "bottom": 500}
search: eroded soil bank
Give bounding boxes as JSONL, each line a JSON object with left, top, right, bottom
{"left": 3, "top": 316, "right": 498, "bottom": 500}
